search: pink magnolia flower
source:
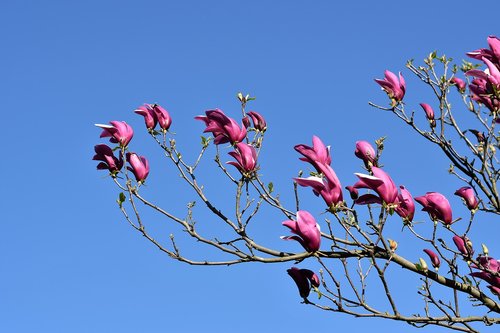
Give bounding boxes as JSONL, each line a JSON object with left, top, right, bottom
{"left": 395, "top": 185, "right": 415, "bottom": 222}
{"left": 126, "top": 152, "right": 150, "bottom": 182}
{"left": 466, "top": 57, "right": 500, "bottom": 113}
{"left": 423, "top": 249, "right": 441, "bottom": 269}
{"left": 294, "top": 136, "right": 331, "bottom": 172}
{"left": 454, "top": 186, "right": 479, "bottom": 211}
{"left": 353, "top": 166, "right": 399, "bottom": 206}
{"left": 152, "top": 104, "right": 172, "bottom": 131}
{"left": 135, "top": 104, "right": 158, "bottom": 130}
{"left": 419, "top": 103, "right": 436, "bottom": 128}
{"left": 317, "top": 163, "right": 344, "bottom": 205}
{"left": 294, "top": 166, "right": 343, "bottom": 209}
{"left": 93, "top": 144, "right": 123, "bottom": 174}
{"left": 470, "top": 255, "right": 500, "bottom": 295}
{"left": 195, "top": 109, "right": 247, "bottom": 145}
{"left": 470, "top": 271, "right": 500, "bottom": 289}
{"left": 467, "top": 76, "right": 499, "bottom": 112}
{"left": 467, "top": 35, "right": 500, "bottom": 69}
{"left": 375, "top": 70, "right": 406, "bottom": 105}
{"left": 471, "top": 270, "right": 500, "bottom": 290}
{"left": 453, "top": 235, "right": 474, "bottom": 257}
{"left": 95, "top": 121, "right": 134, "bottom": 147}
{"left": 468, "top": 57, "right": 500, "bottom": 86}
{"left": 227, "top": 142, "right": 257, "bottom": 175}
{"left": 475, "top": 256, "right": 500, "bottom": 273}
{"left": 415, "top": 192, "right": 453, "bottom": 225}
{"left": 287, "top": 267, "right": 320, "bottom": 298}
{"left": 282, "top": 210, "right": 321, "bottom": 252}
{"left": 450, "top": 77, "right": 466, "bottom": 93}
{"left": 354, "top": 141, "right": 377, "bottom": 168}
{"left": 466, "top": 36, "right": 500, "bottom": 112}
{"left": 246, "top": 111, "right": 267, "bottom": 132}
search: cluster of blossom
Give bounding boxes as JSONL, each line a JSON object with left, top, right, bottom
{"left": 294, "top": 136, "right": 343, "bottom": 211}
{"left": 375, "top": 36, "right": 500, "bottom": 125}
{"left": 93, "top": 103, "right": 172, "bottom": 183}
{"left": 283, "top": 135, "right": 480, "bottom": 298}
{"left": 93, "top": 103, "right": 486, "bottom": 299}
{"left": 195, "top": 109, "right": 266, "bottom": 177}
{"left": 94, "top": 104, "right": 268, "bottom": 182}
{"left": 94, "top": 36, "right": 500, "bottom": 301}
{"left": 450, "top": 235, "right": 500, "bottom": 296}
{"left": 466, "top": 36, "right": 500, "bottom": 113}
{"left": 471, "top": 254, "right": 500, "bottom": 297}
{"left": 286, "top": 38, "right": 500, "bottom": 299}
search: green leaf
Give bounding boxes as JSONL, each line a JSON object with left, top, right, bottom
{"left": 268, "top": 182, "right": 274, "bottom": 193}
{"left": 117, "top": 192, "right": 126, "bottom": 207}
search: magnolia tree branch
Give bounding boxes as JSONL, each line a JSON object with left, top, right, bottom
{"left": 370, "top": 51, "right": 500, "bottom": 213}
{"left": 93, "top": 36, "right": 500, "bottom": 332}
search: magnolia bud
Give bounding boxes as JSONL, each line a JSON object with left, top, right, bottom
{"left": 417, "top": 258, "right": 429, "bottom": 273}
{"left": 388, "top": 239, "right": 398, "bottom": 252}
{"left": 237, "top": 92, "right": 245, "bottom": 102}
{"left": 482, "top": 243, "right": 489, "bottom": 256}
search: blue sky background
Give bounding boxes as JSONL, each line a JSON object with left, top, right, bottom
{"left": 2, "top": 1, "right": 500, "bottom": 332}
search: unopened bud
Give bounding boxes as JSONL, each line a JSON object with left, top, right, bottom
{"left": 388, "top": 239, "right": 398, "bottom": 252}
{"left": 466, "top": 238, "right": 474, "bottom": 252}
{"left": 417, "top": 258, "right": 429, "bottom": 273}
{"left": 482, "top": 243, "right": 489, "bottom": 256}
{"left": 237, "top": 92, "right": 244, "bottom": 102}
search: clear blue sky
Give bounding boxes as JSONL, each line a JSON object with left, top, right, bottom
{"left": 2, "top": 1, "right": 500, "bottom": 332}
